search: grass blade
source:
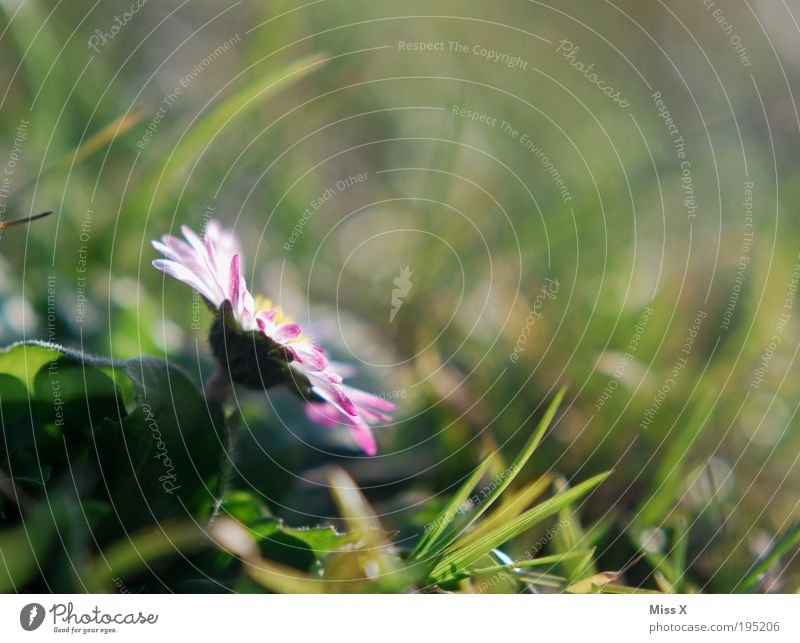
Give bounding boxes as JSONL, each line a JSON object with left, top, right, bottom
{"left": 429, "top": 470, "right": 610, "bottom": 582}
{"left": 10, "top": 108, "right": 148, "bottom": 203}
{"left": 552, "top": 475, "right": 598, "bottom": 580}
{"left": 245, "top": 558, "right": 324, "bottom": 594}
{"left": 653, "top": 570, "right": 676, "bottom": 593}
{"left": 456, "top": 549, "right": 595, "bottom": 579}
{"left": 670, "top": 516, "right": 689, "bottom": 593}
{"left": 636, "top": 393, "right": 714, "bottom": 527}
{"left": 431, "top": 475, "right": 551, "bottom": 561}
{"left": 566, "top": 571, "right": 620, "bottom": 593}
{"left": 410, "top": 454, "right": 494, "bottom": 560}
{"left": 83, "top": 521, "right": 207, "bottom": 592}
{"left": 600, "top": 585, "right": 662, "bottom": 595}
{"left": 130, "top": 53, "right": 325, "bottom": 213}
{"left": 328, "top": 467, "right": 385, "bottom": 539}
{"left": 734, "top": 521, "right": 800, "bottom": 593}
{"left": 0, "top": 211, "right": 52, "bottom": 229}
{"left": 462, "top": 386, "right": 566, "bottom": 526}
{"left": 70, "top": 105, "right": 148, "bottom": 166}
{"left": 583, "top": 514, "right": 615, "bottom": 548}
{"left": 327, "top": 467, "right": 406, "bottom": 584}
{"left": 414, "top": 387, "right": 565, "bottom": 562}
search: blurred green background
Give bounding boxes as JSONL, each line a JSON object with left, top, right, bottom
{"left": 1, "top": 0, "right": 799, "bottom": 592}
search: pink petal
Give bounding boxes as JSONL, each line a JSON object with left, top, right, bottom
{"left": 305, "top": 402, "right": 341, "bottom": 429}
{"left": 181, "top": 224, "right": 207, "bottom": 256}
{"left": 206, "top": 220, "right": 241, "bottom": 259}
{"left": 312, "top": 380, "right": 358, "bottom": 417}
{"left": 345, "top": 386, "right": 396, "bottom": 412}
{"left": 262, "top": 309, "right": 278, "bottom": 322}
{"left": 290, "top": 343, "right": 328, "bottom": 370}
{"left": 306, "top": 403, "right": 378, "bottom": 455}
{"left": 348, "top": 422, "right": 377, "bottom": 456}
{"left": 274, "top": 323, "right": 302, "bottom": 343}
{"left": 229, "top": 254, "right": 242, "bottom": 312}
{"left": 152, "top": 238, "right": 210, "bottom": 281}
{"left": 152, "top": 220, "right": 258, "bottom": 330}
{"left": 255, "top": 311, "right": 270, "bottom": 333}
{"left": 204, "top": 233, "right": 218, "bottom": 272}
{"left": 358, "top": 408, "right": 393, "bottom": 424}
{"left": 152, "top": 259, "right": 219, "bottom": 304}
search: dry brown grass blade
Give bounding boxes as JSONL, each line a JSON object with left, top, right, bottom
{"left": 0, "top": 210, "right": 52, "bottom": 229}
{"left": 70, "top": 105, "right": 147, "bottom": 166}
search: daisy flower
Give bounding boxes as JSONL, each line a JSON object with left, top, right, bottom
{"left": 152, "top": 220, "right": 394, "bottom": 455}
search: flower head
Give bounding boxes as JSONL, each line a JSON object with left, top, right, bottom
{"left": 152, "top": 220, "right": 394, "bottom": 455}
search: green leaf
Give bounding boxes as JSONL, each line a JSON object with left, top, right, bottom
{"left": 280, "top": 525, "right": 354, "bottom": 557}
{"left": 429, "top": 471, "right": 610, "bottom": 583}
{"left": 32, "top": 356, "right": 124, "bottom": 433}
{"left": 0, "top": 342, "right": 225, "bottom": 588}
{"left": 93, "top": 357, "right": 225, "bottom": 533}
{"left": 0, "top": 341, "right": 78, "bottom": 391}
{"left": 0, "top": 374, "right": 34, "bottom": 454}
{"left": 219, "top": 490, "right": 271, "bottom": 525}
{"left": 216, "top": 492, "right": 353, "bottom": 570}
{"left": 1, "top": 342, "right": 126, "bottom": 500}
{"left": 0, "top": 492, "right": 73, "bottom": 592}
{"left": 252, "top": 520, "right": 354, "bottom": 571}
{"left": 210, "top": 518, "right": 324, "bottom": 594}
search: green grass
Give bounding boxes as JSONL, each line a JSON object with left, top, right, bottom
{"left": 1, "top": 0, "right": 799, "bottom": 594}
